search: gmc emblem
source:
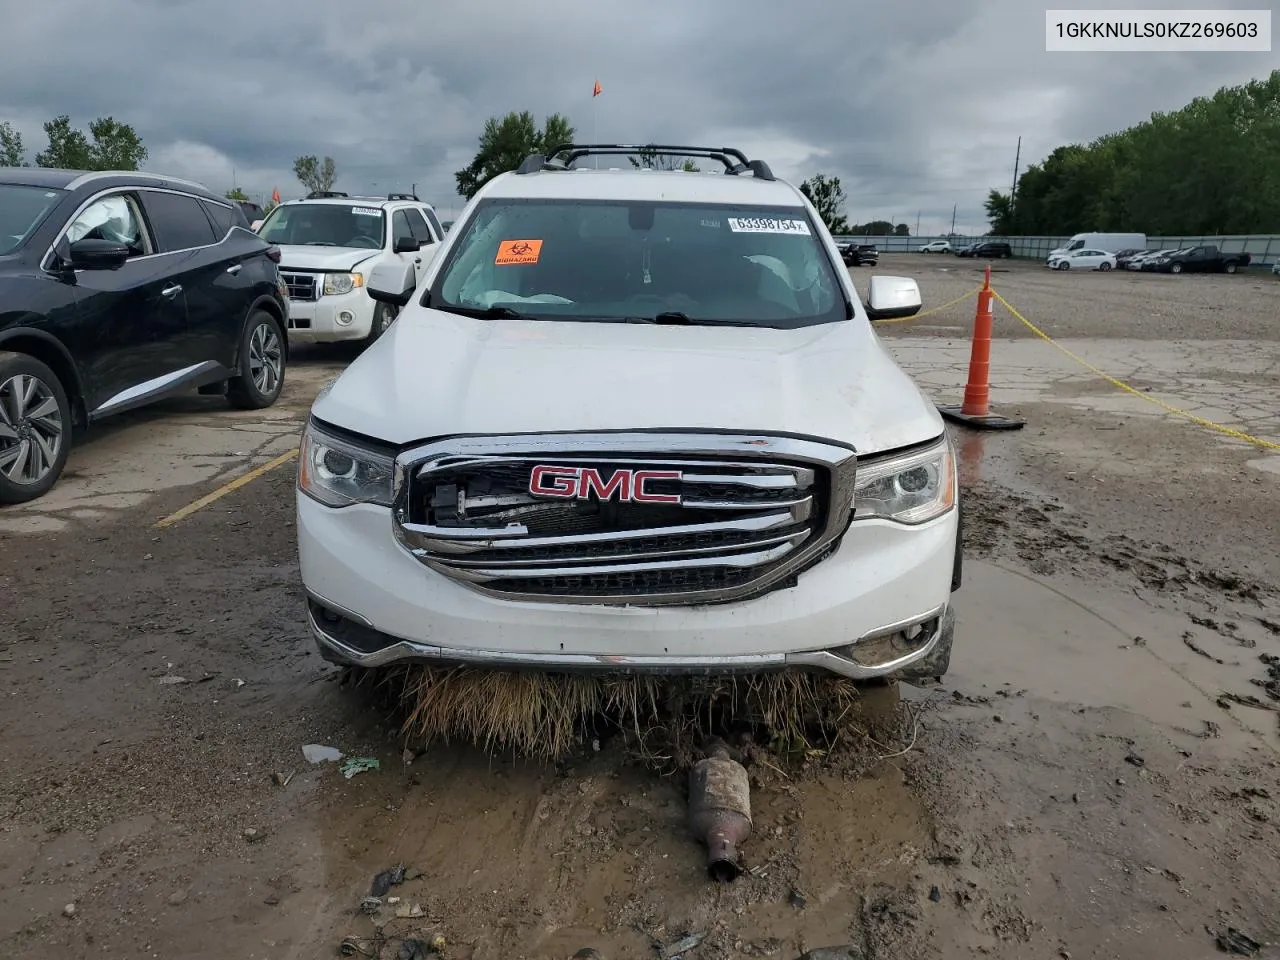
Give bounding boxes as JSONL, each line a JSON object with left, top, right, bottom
{"left": 529, "top": 465, "right": 682, "bottom": 504}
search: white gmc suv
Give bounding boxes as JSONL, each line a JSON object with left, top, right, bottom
{"left": 295, "top": 145, "right": 962, "bottom": 685}
{"left": 256, "top": 191, "right": 447, "bottom": 344}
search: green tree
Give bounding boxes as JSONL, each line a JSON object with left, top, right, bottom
{"left": 86, "top": 117, "right": 147, "bottom": 170}
{"left": 627, "top": 146, "right": 700, "bottom": 172}
{"left": 226, "top": 186, "right": 249, "bottom": 201}
{"left": 35, "top": 115, "right": 92, "bottom": 168}
{"left": 799, "top": 174, "right": 849, "bottom": 235}
{"left": 34, "top": 115, "right": 146, "bottom": 170}
{"left": 988, "top": 69, "right": 1280, "bottom": 235}
{"left": 294, "top": 155, "right": 338, "bottom": 194}
{"left": 893, "top": 223, "right": 910, "bottom": 236}
{"left": 0, "top": 121, "right": 25, "bottom": 166}
{"left": 454, "top": 111, "right": 575, "bottom": 200}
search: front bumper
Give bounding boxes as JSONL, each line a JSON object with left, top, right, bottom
{"left": 296, "top": 493, "right": 958, "bottom": 681}
{"left": 284, "top": 287, "right": 375, "bottom": 342}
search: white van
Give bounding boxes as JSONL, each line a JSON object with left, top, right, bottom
{"left": 1049, "top": 232, "right": 1146, "bottom": 258}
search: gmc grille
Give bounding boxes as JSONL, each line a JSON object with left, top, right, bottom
{"left": 281, "top": 271, "right": 318, "bottom": 302}
{"left": 391, "top": 433, "right": 857, "bottom": 606}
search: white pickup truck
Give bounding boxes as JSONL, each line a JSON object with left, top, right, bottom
{"left": 294, "top": 145, "right": 962, "bottom": 686}
{"left": 256, "top": 192, "right": 446, "bottom": 343}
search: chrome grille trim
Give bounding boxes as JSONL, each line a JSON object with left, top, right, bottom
{"left": 281, "top": 271, "right": 318, "bottom": 302}
{"left": 391, "top": 432, "right": 857, "bottom": 606}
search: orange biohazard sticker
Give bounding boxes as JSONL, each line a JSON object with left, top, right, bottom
{"left": 495, "top": 239, "right": 543, "bottom": 265}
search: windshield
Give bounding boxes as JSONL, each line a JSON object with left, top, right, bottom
{"left": 256, "top": 203, "right": 385, "bottom": 249}
{"left": 0, "top": 184, "right": 66, "bottom": 256}
{"left": 430, "top": 198, "right": 846, "bottom": 328}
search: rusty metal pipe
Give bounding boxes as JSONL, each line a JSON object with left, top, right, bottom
{"left": 687, "top": 739, "right": 752, "bottom": 882}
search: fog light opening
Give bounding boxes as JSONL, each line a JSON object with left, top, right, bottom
{"left": 337, "top": 310, "right": 355, "bottom": 325}
{"left": 846, "top": 615, "right": 940, "bottom": 669}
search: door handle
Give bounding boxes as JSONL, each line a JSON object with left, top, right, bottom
{"left": 226, "top": 264, "right": 242, "bottom": 275}
{"left": 414, "top": 258, "right": 422, "bottom": 264}
{"left": 161, "top": 284, "right": 183, "bottom": 299}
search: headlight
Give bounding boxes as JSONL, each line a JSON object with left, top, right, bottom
{"left": 323, "top": 272, "right": 364, "bottom": 296}
{"left": 297, "top": 420, "right": 394, "bottom": 508}
{"left": 853, "top": 436, "right": 956, "bottom": 524}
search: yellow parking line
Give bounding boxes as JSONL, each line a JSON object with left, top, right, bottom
{"left": 154, "top": 448, "right": 299, "bottom": 529}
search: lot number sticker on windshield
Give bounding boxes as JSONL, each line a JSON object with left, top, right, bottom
{"left": 495, "top": 239, "right": 543, "bottom": 265}
{"left": 727, "top": 217, "right": 811, "bottom": 235}
{"left": 352, "top": 207, "right": 381, "bottom": 217}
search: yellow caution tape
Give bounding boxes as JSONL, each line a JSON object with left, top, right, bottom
{"left": 872, "top": 285, "right": 981, "bottom": 325}
{"left": 990, "top": 289, "right": 1280, "bottom": 453}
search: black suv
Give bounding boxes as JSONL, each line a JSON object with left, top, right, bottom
{"left": 0, "top": 168, "right": 290, "bottom": 504}
{"left": 840, "top": 242, "right": 879, "bottom": 267}
{"left": 957, "top": 241, "right": 1012, "bottom": 259}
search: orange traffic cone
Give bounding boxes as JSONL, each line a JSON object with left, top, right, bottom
{"left": 937, "top": 265, "right": 1025, "bottom": 430}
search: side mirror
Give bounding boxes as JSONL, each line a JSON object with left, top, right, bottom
{"left": 393, "top": 236, "right": 421, "bottom": 254}
{"left": 367, "top": 260, "right": 417, "bottom": 307}
{"left": 865, "top": 275, "right": 922, "bottom": 321}
{"left": 68, "top": 238, "right": 130, "bottom": 271}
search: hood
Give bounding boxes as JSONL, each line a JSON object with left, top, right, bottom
{"left": 274, "top": 245, "right": 378, "bottom": 272}
{"left": 312, "top": 310, "right": 944, "bottom": 456}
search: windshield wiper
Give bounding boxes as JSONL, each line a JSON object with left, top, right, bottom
{"left": 435, "top": 304, "right": 532, "bottom": 321}
{"left": 621, "top": 312, "right": 758, "bottom": 327}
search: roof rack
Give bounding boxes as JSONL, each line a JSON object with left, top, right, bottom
{"left": 305, "top": 190, "right": 349, "bottom": 199}
{"left": 386, "top": 192, "right": 420, "bottom": 201}
{"left": 516, "top": 143, "right": 776, "bottom": 181}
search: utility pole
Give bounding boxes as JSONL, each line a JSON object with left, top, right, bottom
{"left": 1010, "top": 136, "right": 1022, "bottom": 202}
{"left": 950, "top": 203, "right": 957, "bottom": 236}
{"left": 915, "top": 210, "right": 920, "bottom": 236}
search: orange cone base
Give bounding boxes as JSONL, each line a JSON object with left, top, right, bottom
{"left": 937, "top": 404, "right": 1026, "bottom": 430}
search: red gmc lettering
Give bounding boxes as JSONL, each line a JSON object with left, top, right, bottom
{"left": 631, "top": 470, "right": 682, "bottom": 503}
{"left": 576, "top": 468, "right": 631, "bottom": 501}
{"left": 527, "top": 466, "right": 683, "bottom": 503}
{"left": 528, "top": 464, "right": 579, "bottom": 498}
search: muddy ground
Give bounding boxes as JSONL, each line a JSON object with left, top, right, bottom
{"left": 2, "top": 260, "right": 1279, "bottom": 960}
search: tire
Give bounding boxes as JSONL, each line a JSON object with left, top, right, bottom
{"left": 1057, "top": 261, "right": 1070, "bottom": 270}
{"left": 227, "top": 310, "right": 286, "bottom": 410}
{"left": 1099, "top": 262, "right": 1112, "bottom": 271}
{"left": 366, "top": 302, "right": 399, "bottom": 343}
{"left": 0, "top": 352, "right": 73, "bottom": 505}
{"left": 1170, "top": 262, "right": 1182, "bottom": 274}
{"left": 1225, "top": 262, "right": 1238, "bottom": 275}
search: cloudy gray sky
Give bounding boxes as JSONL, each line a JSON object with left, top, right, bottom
{"left": 1, "top": 0, "right": 1273, "bottom": 232}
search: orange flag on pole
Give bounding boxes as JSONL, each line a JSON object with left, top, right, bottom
{"left": 271, "top": 187, "right": 281, "bottom": 204}
{"left": 592, "top": 79, "right": 602, "bottom": 97}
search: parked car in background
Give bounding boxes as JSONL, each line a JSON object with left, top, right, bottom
{"left": 920, "top": 240, "right": 952, "bottom": 253}
{"left": 235, "top": 199, "right": 264, "bottom": 225}
{"left": 957, "top": 241, "right": 1012, "bottom": 259}
{"left": 1113, "top": 248, "right": 1146, "bottom": 268}
{"left": 841, "top": 242, "right": 879, "bottom": 267}
{"left": 1046, "top": 249, "right": 1116, "bottom": 271}
{"left": 1272, "top": 260, "right": 1280, "bottom": 276}
{"left": 1132, "top": 249, "right": 1177, "bottom": 270}
{"left": 1155, "top": 245, "right": 1252, "bottom": 275}
{"left": 0, "top": 167, "right": 289, "bottom": 504}
{"left": 255, "top": 191, "right": 447, "bottom": 344}
{"left": 1048, "top": 232, "right": 1146, "bottom": 259}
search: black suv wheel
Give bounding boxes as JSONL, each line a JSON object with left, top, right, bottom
{"left": 0, "top": 352, "right": 73, "bottom": 505}
{"left": 228, "top": 311, "right": 286, "bottom": 409}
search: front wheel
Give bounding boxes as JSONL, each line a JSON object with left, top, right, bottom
{"left": 228, "top": 311, "right": 286, "bottom": 410}
{"left": 1225, "top": 262, "right": 1238, "bottom": 275}
{"left": 0, "top": 352, "right": 72, "bottom": 505}
{"left": 1057, "top": 261, "right": 1070, "bottom": 270}
{"left": 1170, "top": 263, "right": 1183, "bottom": 274}
{"left": 1099, "top": 262, "right": 1112, "bottom": 271}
